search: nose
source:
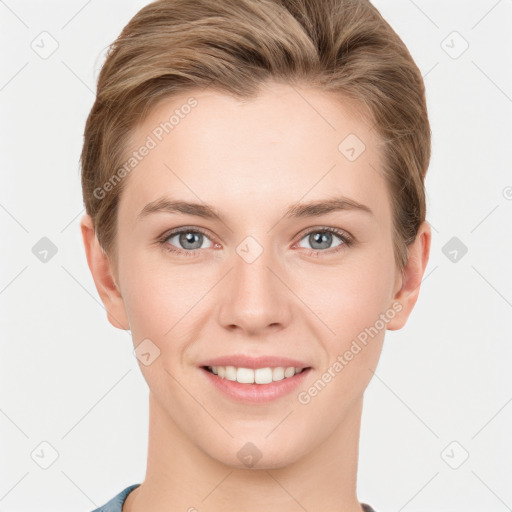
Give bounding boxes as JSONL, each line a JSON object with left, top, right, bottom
{"left": 217, "top": 240, "right": 294, "bottom": 336}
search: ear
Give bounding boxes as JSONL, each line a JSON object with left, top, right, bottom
{"left": 79, "top": 213, "right": 130, "bottom": 331}
{"left": 386, "top": 221, "right": 431, "bottom": 331}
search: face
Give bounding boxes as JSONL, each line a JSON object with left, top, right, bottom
{"left": 89, "top": 81, "right": 422, "bottom": 469}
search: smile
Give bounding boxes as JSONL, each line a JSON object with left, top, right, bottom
{"left": 205, "top": 365, "right": 306, "bottom": 384}
{"left": 201, "top": 365, "right": 312, "bottom": 404}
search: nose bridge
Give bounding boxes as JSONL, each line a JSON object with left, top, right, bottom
{"left": 235, "top": 236, "right": 275, "bottom": 294}
{"left": 217, "top": 233, "right": 292, "bottom": 333}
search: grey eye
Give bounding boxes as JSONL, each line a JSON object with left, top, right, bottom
{"left": 298, "top": 230, "right": 344, "bottom": 251}
{"left": 167, "top": 230, "right": 214, "bottom": 251}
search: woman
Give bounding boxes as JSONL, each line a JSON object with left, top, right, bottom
{"left": 80, "top": 0, "right": 431, "bottom": 510}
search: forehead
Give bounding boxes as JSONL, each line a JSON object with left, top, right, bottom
{"left": 118, "top": 82, "right": 390, "bottom": 224}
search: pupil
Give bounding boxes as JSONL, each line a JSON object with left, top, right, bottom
{"left": 311, "top": 232, "right": 331, "bottom": 249}
{"left": 181, "top": 232, "right": 201, "bottom": 249}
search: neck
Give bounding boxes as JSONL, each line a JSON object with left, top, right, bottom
{"left": 124, "top": 393, "right": 365, "bottom": 512}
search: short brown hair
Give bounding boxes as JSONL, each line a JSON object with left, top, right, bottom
{"left": 81, "top": 0, "right": 431, "bottom": 273}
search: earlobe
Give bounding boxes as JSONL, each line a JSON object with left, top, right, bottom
{"left": 386, "top": 221, "right": 432, "bottom": 331}
{"left": 79, "top": 214, "right": 130, "bottom": 331}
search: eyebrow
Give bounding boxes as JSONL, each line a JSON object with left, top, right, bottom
{"left": 137, "top": 196, "right": 374, "bottom": 222}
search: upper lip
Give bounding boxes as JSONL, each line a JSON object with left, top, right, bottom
{"left": 199, "top": 355, "right": 312, "bottom": 370}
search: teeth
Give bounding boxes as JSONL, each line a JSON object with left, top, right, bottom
{"left": 207, "top": 365, "right": 305, "bottom": 384}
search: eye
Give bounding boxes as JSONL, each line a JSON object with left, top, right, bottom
{"left": 158, "top": 226, "right": 353, "bottom": 258}
{"left": 159, "top": 227, "right": 215, "bottom": 256}
{"left": 296, "top": 227, "right": 353, "bottom": 254}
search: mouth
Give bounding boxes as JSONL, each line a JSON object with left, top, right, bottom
{"left": 200, "top": 364, "right": 312, "bottom": 403}
{"left": 202, "top": 365, "right": 311, "bottom": 384}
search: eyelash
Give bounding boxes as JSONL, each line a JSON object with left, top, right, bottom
{"left": 158, "top": 226, "right": 354, "bottom": 258}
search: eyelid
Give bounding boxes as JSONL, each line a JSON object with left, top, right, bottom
{"left": 295, "top": 225, "right": 353, "bottom": 245}
{"left": 158, "top": 226, "right": 216, "bottom": 254}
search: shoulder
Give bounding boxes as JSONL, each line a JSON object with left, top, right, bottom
{"left": 90, "top": 484, "right": 141, "bottom": 512}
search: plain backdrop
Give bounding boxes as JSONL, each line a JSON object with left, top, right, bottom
{"left": 1, "top": 0, "right": 511, "bottom": 511}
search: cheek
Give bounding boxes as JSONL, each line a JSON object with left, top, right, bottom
{"left": 302, "top": 248, "right": 395, "bottom": 381}
{"left": 312, "top": 250, "right": 395, "bottom": 331}
{"left": 118, "top": 267, "right": 176, "bottom": 347}
{"left": 119, "top": 246, "right": 209, "bottom": 335}
{"left": 120, "top": 263, "right": 197, "bottom": 385}
{"left": 299, "top": 257, "right": 393, "bottom": 414}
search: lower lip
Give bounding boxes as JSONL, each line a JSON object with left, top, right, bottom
{"left": 200, "top": 367, "right": 312, "bottom": 404}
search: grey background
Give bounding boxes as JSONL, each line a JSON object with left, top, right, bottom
{"left": 1, "top": 0, "right": 511, "bottom": 510}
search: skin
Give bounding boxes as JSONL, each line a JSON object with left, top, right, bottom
{"left": 80, "top": 81, "right": 430, "bottom": 512}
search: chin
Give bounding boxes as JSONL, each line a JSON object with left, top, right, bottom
{"left": 205, "top": 436, "right": 305, "bottom": 470}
